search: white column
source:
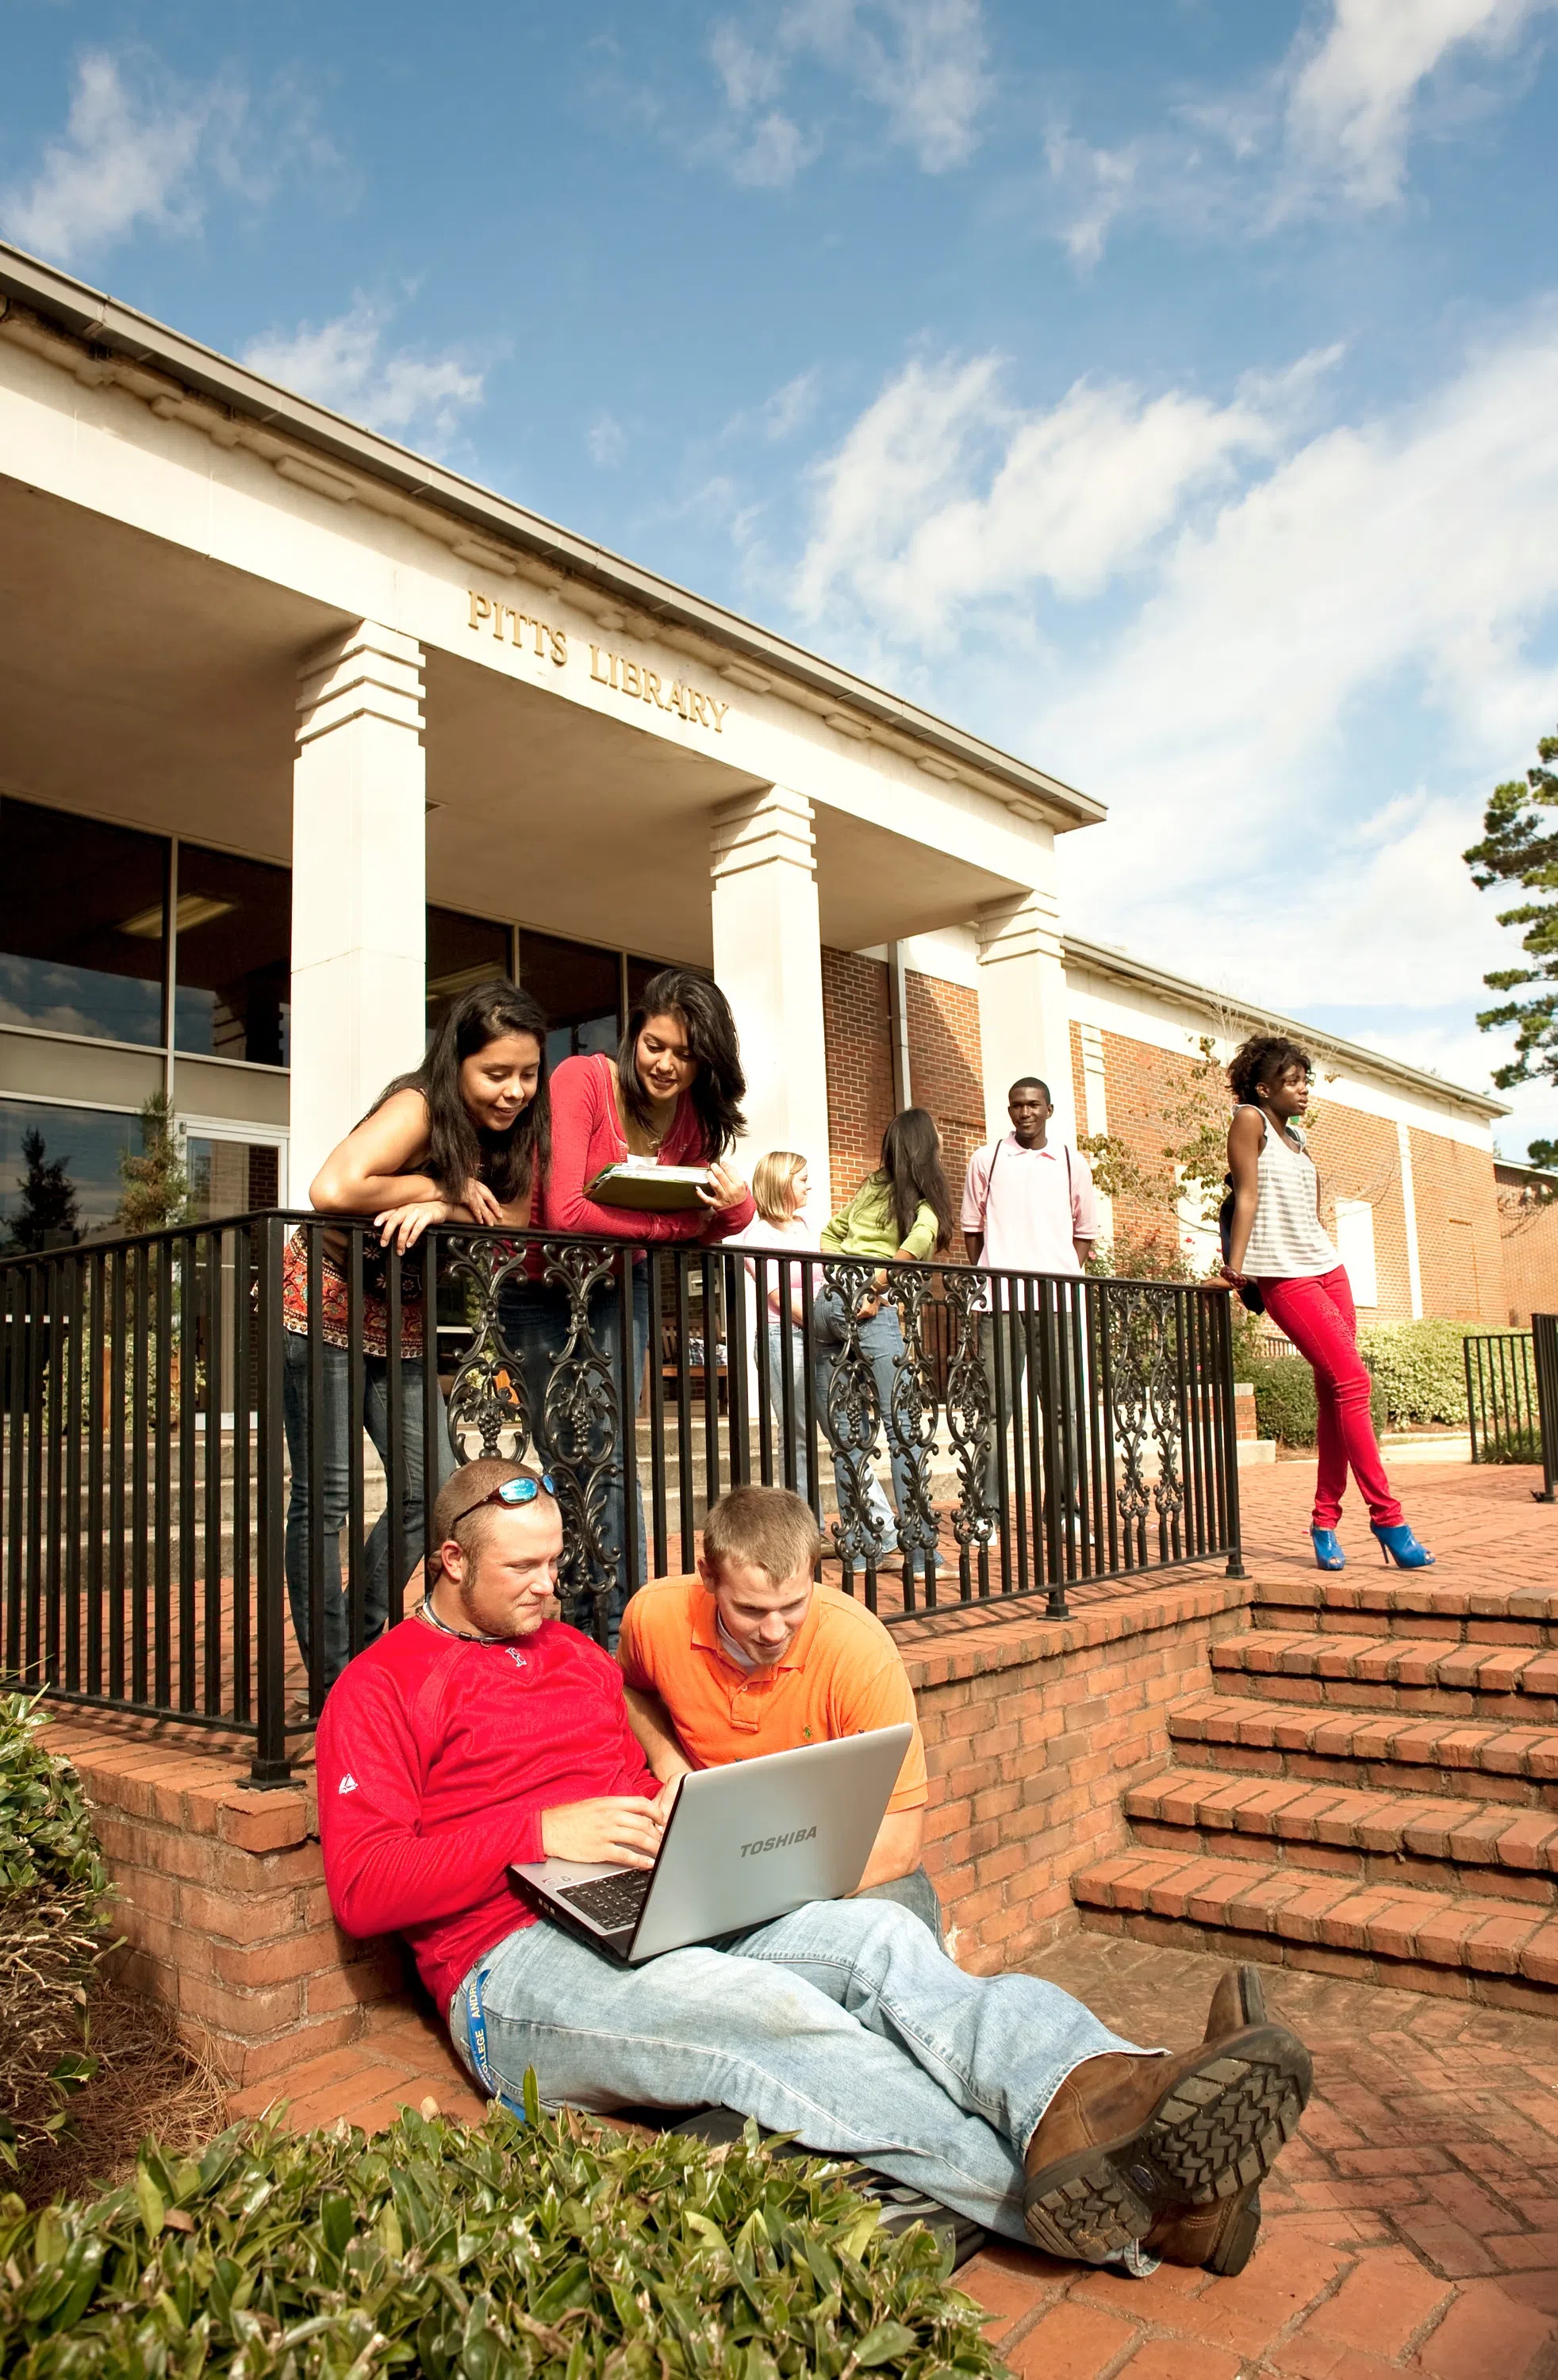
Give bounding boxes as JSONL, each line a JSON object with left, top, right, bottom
{"left": 974, "top": 883, "right": 1076, "bottom": 1147}
{"left": 710, "top": 785, "right": 831, "bottom": 1200}
{"left": 290, "top": 622, "right": 426, "bottom": 1200}
{"left": 1397, "top": 1118, "right": 1425, "bottom": 1319}
{"left": 1078, "top": 1019, "right": 1113, "bottom": 1239}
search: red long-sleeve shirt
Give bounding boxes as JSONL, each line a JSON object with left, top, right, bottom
{"left": 542, "top": 1053, "right": 756, "bottom": 1242}
{"left": 316, "top": 1612, "right": 658, "bottom": 2015}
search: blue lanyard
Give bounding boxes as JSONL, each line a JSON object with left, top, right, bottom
{"left": 459, "top": 1966, "right": 528, "bottom": 2120}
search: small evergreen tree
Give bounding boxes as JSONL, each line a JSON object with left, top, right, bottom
{"left": 115, "top": 1095, "right": 190, "bottom": 1234}
{"left": 1466, "top": 728, "right": 1558, "bottom": 1091}
{"left": 8, "top": 1128, "right": 80, "bottom": 1252}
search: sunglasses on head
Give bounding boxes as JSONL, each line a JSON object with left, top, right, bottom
{"left": 450, "top": 1473, "right": 558, "bottom": 1530}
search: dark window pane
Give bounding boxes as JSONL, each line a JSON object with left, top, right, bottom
{"left": 0, "top": 1098, "right": 140, "bottom": 1250}
{"left": 427, "top": 907, "right": 512, "bottom": 1029}
{"left": 173, "top": 846, "right": 291, "bottom": 1066}
{"left": 520, "top": 931, "right": 621, "bottom": 1073}
{"left": 186, "top": 1135, "right": 281, "bottom": 1222}
{"left": 0, "top": 797, "right": 167, "bottom": 1046}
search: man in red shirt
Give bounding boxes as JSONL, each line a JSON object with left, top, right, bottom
{"left": 319, "top": 1458, "right": 1312, "bottom": 2273}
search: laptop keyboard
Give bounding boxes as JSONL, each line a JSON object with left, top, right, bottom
{"left": 555, "top": 1870, "right": 652, "bottom": 1932}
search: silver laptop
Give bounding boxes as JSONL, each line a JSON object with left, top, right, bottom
{"left": 512, "top": 1724, "right": 913, "bottom": 1964}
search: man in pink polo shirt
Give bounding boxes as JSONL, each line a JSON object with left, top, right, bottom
{"left": 961, "top": 1077, "right": 1101, "bottom": 1522}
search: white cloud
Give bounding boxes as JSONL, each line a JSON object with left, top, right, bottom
{"left": 793, "top": 348, "right": 1333, "bottom": 636}
{"left": 0, "top": 50, "right": 236, "bottom": 261}
{"left": 242, "top": 299, "right": 485, "bottom": 453}
{"left": 1284, "top": 0, "right": 1558, "bottom": 206}
{"left": 704, "top": 0, "right": 990, "bottom": 187}
{"left": 588, "top": 409, "right": 627, "bottom": 466}
{"left": 788, "top": 317, "right": 1558, "bottom": 1100}
{"left": 1036, "top": 0, "right": 1558, "bottom": 267}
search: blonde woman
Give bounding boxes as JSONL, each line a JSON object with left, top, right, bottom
{"left": 726, "top": 1151, "right": 816, "bottom": 1496}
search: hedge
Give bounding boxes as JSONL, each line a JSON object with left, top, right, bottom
{"left": 1245, "top": 1355, "right": 1388, "bottom": 1449}
{"left": 0, "top": 2093, "right": 1004, "bottom": 2379}
{"left": 0, "top": 1698, "right": 111, "bottom": 2171}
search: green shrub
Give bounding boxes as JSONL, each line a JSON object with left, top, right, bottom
{"left": 1356, "top": 1320, "right": 1483, "bottom": 1429}
{"left": 0, "top": 1699, "right": 111, "bottom": 2172}
{"left": 0, "top": 2094, "right": 1004, "bottom": 2379}
{"left": 1246, "top": 1354, "right": 1387, "bottom": 1449}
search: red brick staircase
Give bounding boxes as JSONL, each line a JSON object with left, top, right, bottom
{"left": 1073, "top": 1568, "right": 1558, "bottom": 2011}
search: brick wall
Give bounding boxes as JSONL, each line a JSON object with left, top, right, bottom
{"left": 1095, "top": 1030, "right": 1210, "bottom": 1263}
{"left": 48, "top": 1722, "right": 401, "bottom": 2088}
{"left": 1498, "top": 1173, "right": 1558, "bottom": 1325}
{"left": 1409, "top": 1130, "right": 1506, "bottom": 1322}
{"left": 1303, "top": 1102, "right": 1413, "bottom": 1322}
{"left": 905, "top": 968, "right": 985, "bottom": 1211}
{"left": 820, "top": 947, "right": 894, "bottom": 1212}
{"left": 902, "top": 1575, "right": 1252, "bottom": 1970}
{"left": 819, "top": 948, "right": 987, "bottom": 1219}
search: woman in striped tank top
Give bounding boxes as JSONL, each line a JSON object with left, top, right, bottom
{"left": 1222, "top": 1035, "right": 1433, "bottom": 1573}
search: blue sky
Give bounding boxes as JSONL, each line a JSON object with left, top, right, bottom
{"left": 5, "top": 2, "right": 1558, "bottom": 1156}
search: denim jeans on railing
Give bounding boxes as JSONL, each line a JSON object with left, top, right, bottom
{"left": 811, "top": 1291, "right": 913, "bottom": 1555}
{"left": 760, "top": 1315, "right": 812, "bottom": 1500}
{"left": 450, "top": 1895, "right": 1139, "bottom": 2241}
{"left": 281, "top": 1330, "right": 454, "bottom": 1691}
{"left": 500, "top": 1262, "right": 651, "bottom": 1640}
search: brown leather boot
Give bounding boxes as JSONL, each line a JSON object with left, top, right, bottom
{"left": 1022, "top": 1977, "right": 1310, "bottom": 2266}
{"left": 1144, "top": 1967, "right": 1271, "bottom": 2275}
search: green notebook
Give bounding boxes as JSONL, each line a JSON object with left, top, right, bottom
{"left": 585, "top": 1161, "right": 713, "bottom": 1214}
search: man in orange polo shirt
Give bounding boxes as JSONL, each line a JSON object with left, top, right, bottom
{"left": 617, "top": 1484, "right": 943, "bottom": 1939}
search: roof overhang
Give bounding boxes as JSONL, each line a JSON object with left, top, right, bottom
{"left": 0, "top": 239, "right": 1103, "bottom": 836}
{"left": 1065, "top": 933, "right": 1511, "bottom": 1120}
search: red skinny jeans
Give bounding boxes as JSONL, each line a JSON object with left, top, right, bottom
{"left": 1257, "top": 1266, "right": 1403, "bottom": 1532}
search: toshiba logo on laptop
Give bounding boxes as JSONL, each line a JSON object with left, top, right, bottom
{"left": 739, "top": 1826, "right": 818, "bottom": 1858}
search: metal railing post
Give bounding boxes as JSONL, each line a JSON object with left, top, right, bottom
{"left": 252, "top": 1215, "right": 290, "bottom": 1785}
{"left": 1533, "top": 1314, "right": 1557, "bottom": 1503}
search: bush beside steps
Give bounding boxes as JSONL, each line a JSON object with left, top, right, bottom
{"left": 1, "top": 2086, "right": 1005, "bottom": 2379}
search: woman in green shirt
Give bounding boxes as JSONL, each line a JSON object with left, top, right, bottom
{"left": 815, "top": 1107, "right": 953, "bottom": 1565}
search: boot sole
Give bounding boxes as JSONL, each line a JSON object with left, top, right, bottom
{"left": 1023, "top": 2025, "right": 1311, "bottom": 2265}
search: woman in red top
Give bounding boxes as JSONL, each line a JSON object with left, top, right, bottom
{"left": 505, "top": 970, "right": 754, "bottom": 1634}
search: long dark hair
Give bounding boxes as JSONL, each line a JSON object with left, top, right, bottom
{"left": 374, "top": 981, "right": 550, "bottom": 1203}
{"left": 879, "top": 1107, "right": 952, "bottom": 1252}
{"left": 617, "top": 968, "right": 746, "bottom": 1160}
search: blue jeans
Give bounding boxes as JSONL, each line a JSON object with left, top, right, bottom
{"left": 451, "top": 1896, "right": 1139, "bottom": 2242}
{"left": 812, "top": 1293, "right": 915, "bottom": 1555}
{"left": 281, "top": 1330, "right": 452, "bottom": 1690}
{"left": 501, "top": 1264, "right": 651, "bottom": 1639}
{"left": 760, "top": 1315, "right": 812, "bottom": 1500}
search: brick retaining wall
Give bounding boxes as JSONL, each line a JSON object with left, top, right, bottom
{"left": 44, "top": 1571, "right": 1253, "bottom": 2079}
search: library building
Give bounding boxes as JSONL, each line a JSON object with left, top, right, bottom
{"left": 0, "top": 237, "right": 1546, "bottom": 1326}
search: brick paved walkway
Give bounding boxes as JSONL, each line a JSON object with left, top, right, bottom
{"left": 1234, "top": 1453, "right": 1554, "bottom": 1595}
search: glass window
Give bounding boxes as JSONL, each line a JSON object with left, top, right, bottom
{"left": 427, "top": 907, "right": 513, "bottom": 1028}
{"left": 0, "top": 797, "right": 167, "bottom": 1046}
{"left": 186, "top": 1135, "right": 282, "bottom": 1222}
{"left": 173, "top": 845, "right": 290, "bottom": 1067}
{"left": 0, "top": 1098, "right": 141, "bottom": 1250}
{"left": 520, "top": 931, "right": 621, "bottom": 1074}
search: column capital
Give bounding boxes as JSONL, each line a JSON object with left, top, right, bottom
{"left": 710, "top": 784, "right": 815, "bottom": 885}
{"left": 296, "top": 620, "right": 424, "bottom": 747}
{"left": 975, "top": 885, "right": 1063, "bottom": 969}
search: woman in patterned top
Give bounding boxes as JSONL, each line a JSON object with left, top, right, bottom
{"left": 283, "top": 980, "right": 550, "bottom": 1691}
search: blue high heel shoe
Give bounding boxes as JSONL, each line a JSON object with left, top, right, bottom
{"left": 1372, "top": 1522, "right": 1435, "bottom": 1569}
{"left": 1310, "top": 1527, "right": 1345, "bottom": 1572}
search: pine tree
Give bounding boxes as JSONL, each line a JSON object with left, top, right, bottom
{"left": 9, "top": 1127, "right": 81, "bottom": 1252}
{"left": 115, "top": 1094, "right": 190, "bottom": 1234}
{"left": 1465, "top": 729, "right": 1558, "bottom": 1092}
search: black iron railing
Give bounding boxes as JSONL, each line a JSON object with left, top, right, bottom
{"left": 2, "top": 1213, "right": 1244, "bottom": 1780}
{"left": 1464, "top": 1330, "right": 1543, "bottom": 1468}
{"left": 1533, "top": 1314, "right": 1557, "bottom": 1503}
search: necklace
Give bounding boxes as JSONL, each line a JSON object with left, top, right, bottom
{"left": 417, "top": 1595, "right": 501, "bottom": 1646}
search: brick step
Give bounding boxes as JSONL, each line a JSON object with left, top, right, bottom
{"left": 1126, "top": 1767, "right": 1558, "bottom": 1903}
{"left": 1252, "top": 1576, "right": 1558, "bottom": 1646}
{"left": 1073, "top": 1845, "right": 1558, "bottom": 2011}
{"left": 1168, "top": 1691, "right": 1558, "bottom": 1810}
{"left": 1209, "top": 1630, "right": 1558, "bottom": 1724}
